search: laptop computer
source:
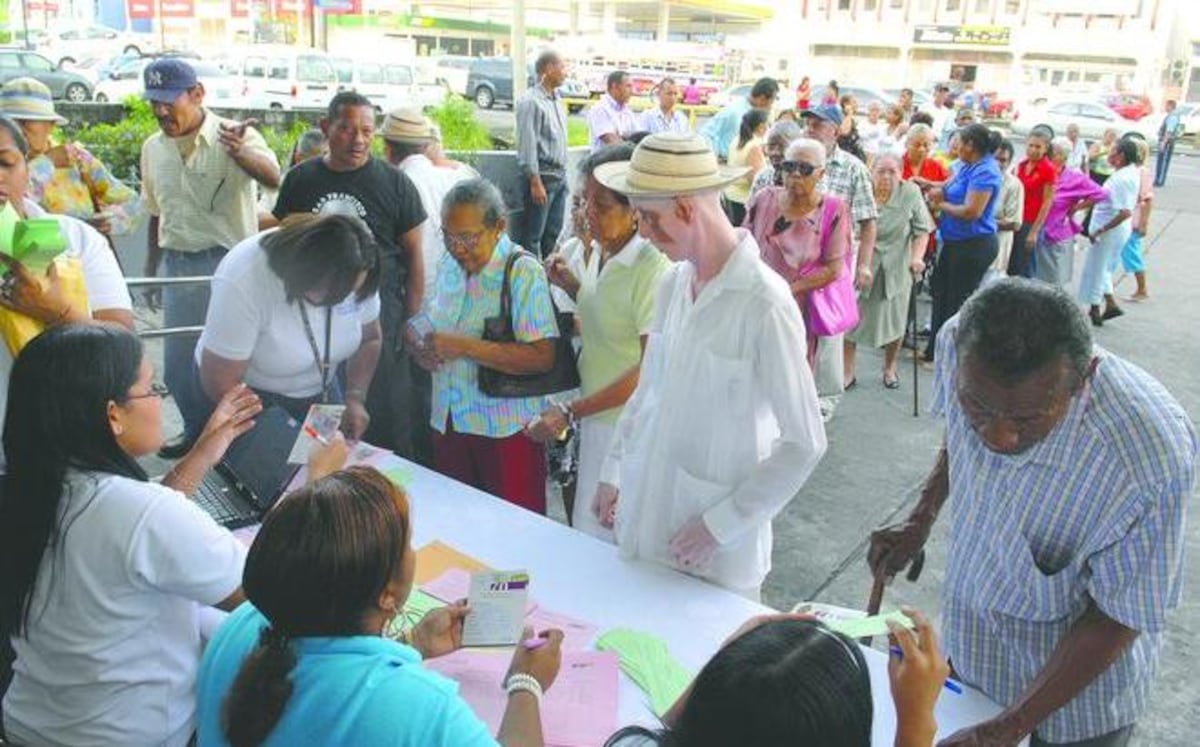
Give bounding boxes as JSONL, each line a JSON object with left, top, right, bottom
{"left": 192, "top": 405, "right": 303, "bottom": 529}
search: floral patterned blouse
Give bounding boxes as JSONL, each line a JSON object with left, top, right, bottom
{"left": 27, "top": 142, "right": 143, "bottom": 236}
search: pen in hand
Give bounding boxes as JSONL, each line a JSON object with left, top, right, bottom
{"left": 889, "top": 645, "right": 963, "bottom": 694}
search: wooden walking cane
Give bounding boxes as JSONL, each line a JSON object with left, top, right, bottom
{"left": 909, "top": 271, "right": 920, "bottom": 418}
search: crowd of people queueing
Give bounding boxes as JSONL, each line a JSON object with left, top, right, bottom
{"left": 0, "top": 50, "right": 1193, "bottom": 747}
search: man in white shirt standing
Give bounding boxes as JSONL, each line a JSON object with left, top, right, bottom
{"left": 591, "top": 132, "right": 827, "bottom": 600}
{"left": 639, "top": 78, "right": 690, "bottom": 135}
{"left": 587, "top": 70, "right": 639, "bottom": 150}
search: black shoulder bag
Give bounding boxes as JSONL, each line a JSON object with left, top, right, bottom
{"left": 478, "top": 250, "right": 580, "bottom": 398}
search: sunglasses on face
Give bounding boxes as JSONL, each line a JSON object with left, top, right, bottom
{"left": 779, "top": 160, "right": 818, "bottom": 177}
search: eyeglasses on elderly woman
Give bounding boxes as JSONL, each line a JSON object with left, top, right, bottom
{"left": 778, "top": 160, "right": 818, "bottom": 177}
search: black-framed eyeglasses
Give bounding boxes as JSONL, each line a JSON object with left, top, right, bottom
{"left": 779, "top": 160, "right": 818, "bottom": 177}
{"left": 127, "top": 382, "right": 169, "bottom": 401}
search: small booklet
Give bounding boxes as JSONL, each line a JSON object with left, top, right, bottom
{"left": 461, "top": 570, "right": 531, "bottom": 647}
{"left": 286, "top": 404, "right": 346, "bottom": 464}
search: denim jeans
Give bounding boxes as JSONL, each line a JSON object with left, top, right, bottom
{"left": 162, "top": 246, "right": 226, "bottom": 432}
{"left": 1154, "top": 138, "right": 1175, "bottom": 186}
{"left": 520, "top": 174, "right": 568, "bottom": 259}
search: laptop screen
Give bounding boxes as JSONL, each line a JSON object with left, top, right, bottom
{"left": 221, "top": 405, "right": 302, "bottom": 509}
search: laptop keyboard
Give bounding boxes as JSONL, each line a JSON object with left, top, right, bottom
{"left": 194, "top": 478, "right": 255, "bottom": 528}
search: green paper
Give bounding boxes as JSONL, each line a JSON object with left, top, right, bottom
{"left": 380, "top": 464, "right": 414, "bottom": 489}
{"left": 596, "top": 628, "right": 693, "bottom": 717}
{"left": 12, "top": 219, "right": 67, "bottom": 273}
{"left": 384, "top": 589, "right": 445, "bottom": 641}
{"left": 826, "top": 610, "right": 915, "bottom": 639}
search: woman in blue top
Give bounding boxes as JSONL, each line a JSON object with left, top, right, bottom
{"left": 913, "top": 123, "right": 1003, "bottom": 361}
{"left": 195, "top": 467, "right": 565, "bottom": 747}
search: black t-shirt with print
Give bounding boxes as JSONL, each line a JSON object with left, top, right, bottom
{"left": 273, "top": 156, "right": 427, "bottom": 266}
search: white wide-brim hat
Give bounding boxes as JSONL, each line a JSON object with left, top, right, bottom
{"left": 594, "top": 132, "right": 748, "bottom": 197}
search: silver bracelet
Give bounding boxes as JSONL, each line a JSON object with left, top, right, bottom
{"left": 504, "top": 673, "right": 543, "bottom": 702}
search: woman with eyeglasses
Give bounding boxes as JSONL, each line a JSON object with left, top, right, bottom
{"left": 0, "top": 323, "right": 332, "bottom": 746}
{"left": 530, "top": 144, "right": 670, "bottom": 541}
{"left": 176, "top": 213, "right": 383, "bottom": 445}
{"left": 604, "top": 609, "right": 949, "bottom": 747}
{"left": 414, "top": 178, "right": 559, "bottom": 514}
{"left": 745, "top": 137, "right": 852, "bottom": 369}
{"left": 845, "top": 153, "right": 933, "bottom": 390}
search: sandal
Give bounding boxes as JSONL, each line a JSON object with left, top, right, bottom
{"left": 883, "top": 374, "right": 901, "bottom": 390}
{"left": 844, "top": 377, "right": 858, "bottom": 391}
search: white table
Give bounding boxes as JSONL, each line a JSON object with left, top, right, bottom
{"left": 394, "top": 456, "right": 1012, "bottom": 746}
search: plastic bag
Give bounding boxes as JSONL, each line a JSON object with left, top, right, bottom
{"left": 0, "top": 257, "right": 89, "bottom": 356}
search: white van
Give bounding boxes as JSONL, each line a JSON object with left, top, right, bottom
{"left": 234, "top": 46, "right": 337, "bottom": 111}
{"left": 332, "top": 58, "right": 449, "bottom": 113}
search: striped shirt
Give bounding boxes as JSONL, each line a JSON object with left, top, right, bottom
{"left": 932, "top": 317, "right": 1196, "bottom": 742}
{"left": 427, "top": 235, "right": 559, "bottom": 438}
{"left": 515, "top": 85, "right": 568, "bottom": 178}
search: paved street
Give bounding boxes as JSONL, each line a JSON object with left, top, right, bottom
{"left": 124, "top": 133, "right": 1199, "bottom": 744}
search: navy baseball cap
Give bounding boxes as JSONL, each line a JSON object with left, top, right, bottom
{"left": 800, "top": 103, "right": 844, "bottom": 126}
{"left": 143, "top": 58, "right": 198, "bottom": 103}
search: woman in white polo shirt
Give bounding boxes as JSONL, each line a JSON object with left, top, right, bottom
{"left": 178, "top": 213, "right": 383, "bottom": 442}
{"left": 0, "top": 324, "right": 265, "bottom": 745}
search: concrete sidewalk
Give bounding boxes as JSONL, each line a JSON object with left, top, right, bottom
{"left": 762, "top": 178, "right": 1200, "bottom": 745}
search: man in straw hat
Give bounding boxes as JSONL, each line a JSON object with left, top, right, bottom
{"left": 590, "top": 132, "right": 827, "bottom": 599}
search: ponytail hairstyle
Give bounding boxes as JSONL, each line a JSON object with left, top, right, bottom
{"left": 1, "top": 324, "right": 147, "bottom": 640}
{"left": 222, "top": 467, "right": 412, "bottom": 747}
{"left": 603, "top": 619, "right": 873, "bottom": 747}
{"left": 738, "top": 108, "right": 770, "bottom": 151}
{"left": 959, "top": 123, "right": 1003, "bottom": 158}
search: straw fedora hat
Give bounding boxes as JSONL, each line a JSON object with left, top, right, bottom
{"left": 594, "top": 132, "right": 747, "bottom": 197}
{"left": 381, "top": 107, "right": 436, "bottom": 143}
{"left": 0, "top": 78, "right": 67, "bottom": 125}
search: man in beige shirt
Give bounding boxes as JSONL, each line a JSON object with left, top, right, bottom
{"left": 139, "top": 58, "right": 279, "bottom": 456}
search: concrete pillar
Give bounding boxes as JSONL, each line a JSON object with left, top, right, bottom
{"left": 657, "top": 2, "right": 670, "bottom": 42}
{"left": 569, "top": 0, "right": 581, "bottom": 36}
{"left": 602, "top": 0, "right": 617, "bottom": 36}
{"left": 513, "top": 0, "right": 527, "bottom": 103}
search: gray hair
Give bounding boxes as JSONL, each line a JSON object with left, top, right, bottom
{"left": 766, "top": 119, "right": 804, "bottom": 149}
{"left": 872, "top": 151, "right": 902, "bottom": 171}
{"left": 785, "top": 137, "right": 826, "bottom": 167}
{"left": 0, "top": 115, "right": 29, "bottom": 157}
{"left": 441, "top": 178, "right": 507, "bottom": 227}
{"left": 1049, "top": 136, "right": 1074, "bottom": 160}
{"left": 955, "top": 278, "right": 1093, "bottom": 382}
{"left": 905, "top": 122, "right": 934, "bottom": 144}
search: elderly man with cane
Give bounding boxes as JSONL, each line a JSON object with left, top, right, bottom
{"left": 868, "top": 279, "right": 1195, "bottom": 747}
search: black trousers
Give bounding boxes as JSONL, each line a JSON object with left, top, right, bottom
{"left": 925, "top": 234, "right": 998, "bottom": 359}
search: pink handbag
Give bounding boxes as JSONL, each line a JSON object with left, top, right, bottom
{"left": 804, "top": 198, "right": 860, "bottom": 336}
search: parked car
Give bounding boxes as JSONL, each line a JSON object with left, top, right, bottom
{"left": 333, "top": 58, "right": 449, "bottom": 113}
{"left": 466, "top": 56, "right": 534, "bottom": 109}
{"left": 0, "top": 49, "right": 91, "bottom": 101}
{"left": 837, "top": 85, "right": 895, "bottom": 110}
{"left": 94, "top": 58, "right": 250, "bottom": 109}
{"left": 232, "top": 46, "right": 338, "bottom": 111}
{"left": 1011, "top": 99, "right": 1154, "bottom": 141}
{"left": 1177, "top": 102, "right": 1200, "bottom": 137}
{"left": 1103, "top": 92, "right": 1152, "bottom": 121}
{"left": 557, "top": 78, "right": 588, "bottom": 113}
{"left": 37, "top": 25, "right": 158, "bottom": 68}
{"left": 431, "top": 54, "right": 473, "bottom": 97}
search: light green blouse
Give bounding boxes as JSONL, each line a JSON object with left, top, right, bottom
{"left": 576, "top": 235, "right": 671, "bottom": 424}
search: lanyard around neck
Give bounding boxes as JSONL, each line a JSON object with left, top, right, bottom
{"left": 298, "top": 301, "right": 333, "bottom": 402}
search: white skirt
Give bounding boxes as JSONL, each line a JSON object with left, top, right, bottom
{"left": 572, "top": 417, "right": 617, "bottom": 543}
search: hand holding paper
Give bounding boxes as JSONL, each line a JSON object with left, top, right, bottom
{"left": 461, "top": 571, "right": 531, "bottom": 647}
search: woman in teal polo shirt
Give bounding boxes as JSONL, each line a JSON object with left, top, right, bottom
{"left": 531, "top": 144, "right": 670, "bottom": 542}
{"left": 915, "top": 123, "right": 1003, "bottom": 361}
{"left": 195, "top": 467, "right": 563, "bottom": 746}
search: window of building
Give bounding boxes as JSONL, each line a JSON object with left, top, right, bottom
{"left": 838, "top": 0, "right": 852, "bottom": 10}
{"left": 890, "top": 0, "right": 905, "bottom": 7}
{"left": 1005, "top": 0, "right": 1020, "bottom": 12}
{"left": 945, "top": 0, "right": 962, "bottom": 11}
{"left": 864, "top": 0, "right": 879, "bottom": 10}
{"left": 974, "top": 0, "right": 991, "bottom": 12}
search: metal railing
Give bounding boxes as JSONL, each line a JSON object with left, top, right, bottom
{"left": 125, "top": 276, "right": 212, "bottom": 340}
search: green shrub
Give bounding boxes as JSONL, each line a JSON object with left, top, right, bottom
{"left": 71, "top": 97, "right": 158, "bottom": 182}
{"left": 427, "top": 94, "right": 492, "bottom": 152}
{"left": 566, "top": 118, "right": 589, "bottom": 148}
{"left": 261, "top": 119, "right": 315, "bottom": 167}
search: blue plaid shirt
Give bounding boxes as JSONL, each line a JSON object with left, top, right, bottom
{"left": 932, "top": 317, "right": 1195, "bottom": 742}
